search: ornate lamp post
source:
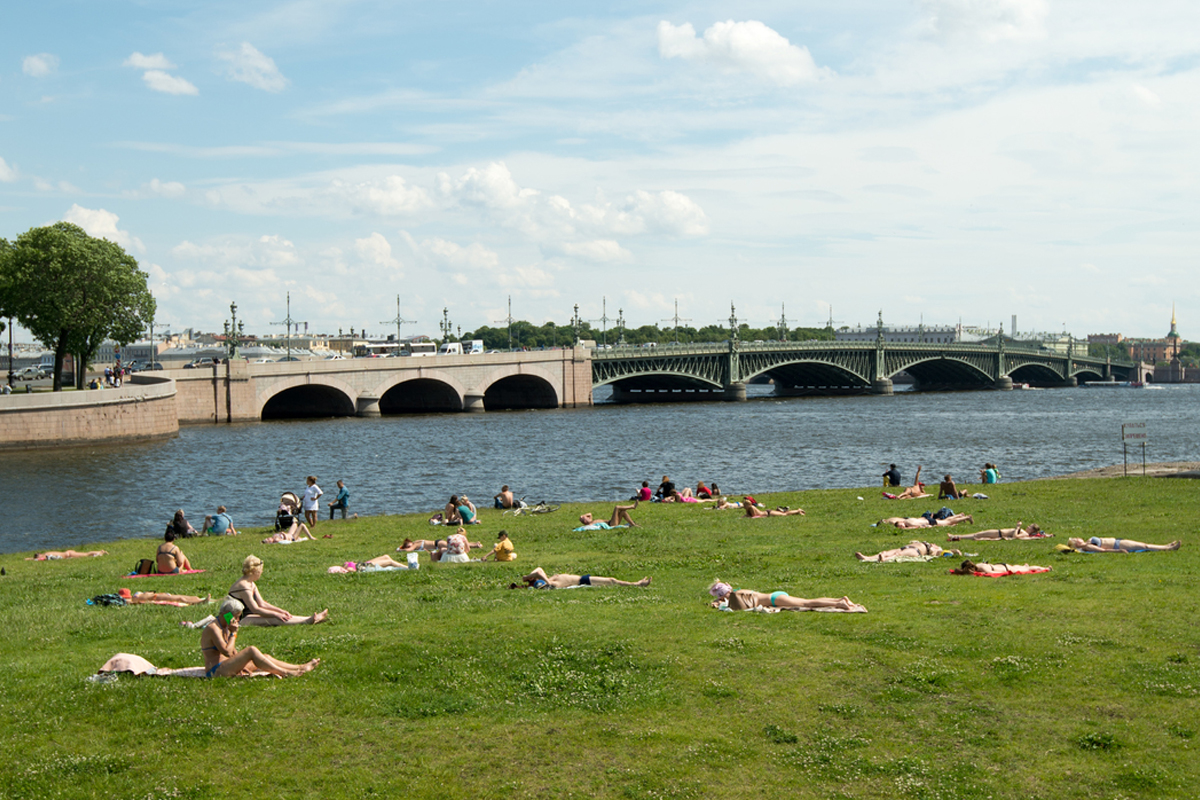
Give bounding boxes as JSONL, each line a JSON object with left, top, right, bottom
{"left": 439, "top": 308, "right": 453, "bottom": 345}
{"left": 617, "top": 308, "right": 626, "bottom": 346}
{"left": 223, "top": 302, "right": 244, "bottom": 360}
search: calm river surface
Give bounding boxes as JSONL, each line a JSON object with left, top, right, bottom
{"left": 3, "top": 384, "right": 1197, "bottom": 554}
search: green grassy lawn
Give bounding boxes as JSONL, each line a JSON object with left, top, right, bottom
{"left": 2, "top": 478, "right": 1198, "bottom": 799}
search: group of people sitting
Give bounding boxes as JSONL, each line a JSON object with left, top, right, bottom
{"left": 882, "top": 464, "right": 995, "bottom": 501}
{"left": 637, "top": 476, "right": 722, "bottom": 504}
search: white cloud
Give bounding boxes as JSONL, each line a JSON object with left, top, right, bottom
{"left": 657, "top": 20, "right": 826, "bottom": 86}
{"left": 444, "top": 162, "right": 539, "bottom": 209}
{"left": 22, "top": 53, "right": 59, "bottom": 77}
{"left": 401, "top": 232, "right": 499, "bottom": 270}
{"left": 555, "top": 239, "right": 632, "bottom": 263}
{"left": 217, "top": 42, "right": 288, "bottom": 92}
{"left": 142, "top": 70, "right": 199, "bottom": 95}
{"left": 1132, "top": 84, "right": 1162, "bottom": 108}
{"left": 0, "top": 157, "right": 16, "bottom": 182}
{"left": 919, "top": 0, "right": 1048, "bottom": 41}
{"left": 332, "top": 175, "right": 431, "bottom": 216}
{"left": 147, "top": 178, "right": 186, "bottom": 197}
{"left": 354, "top": 232, "right": 402, "bottom": 271}
{"left": 62, "top": 204, "right": 145, "bottom": 252}
{"left": 170, "top": 235, "right": 299, "bottom": 293}
{"left": 124, "top": 52, "right": 176, "bottom": 70}
{"left": 618, "top": 190, "right": 709, "bottom": 237}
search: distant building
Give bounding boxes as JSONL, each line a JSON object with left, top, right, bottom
{"left": 1125, "top": 306, "right": 1184, "bottom": 363}
{"left": 834, "top": 324, "right": 974, "bottom": 344}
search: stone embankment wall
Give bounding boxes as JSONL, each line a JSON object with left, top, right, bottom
{"left": 0, "top": 374, "right": 178, "bottom": 451}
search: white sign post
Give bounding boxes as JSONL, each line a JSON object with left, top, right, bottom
{"left": 1121, "top": 421, "right": 1148, "bottom": 476}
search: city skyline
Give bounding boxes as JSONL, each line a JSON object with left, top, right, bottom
{"left": 3, "top": 1, "right": 1197, "bottom": 341}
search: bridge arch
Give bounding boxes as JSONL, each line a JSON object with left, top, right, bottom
{"left": 258, "top": 375, "right": 358, "bottom": 420}
{"left": 378, "top": 376, "right": 466, "bottom": 413}
{"left": 892, "top": 355, "right": 994, "bottom": 390}
{"left": 744, "top": 359, "right": 868, "bottom": 392}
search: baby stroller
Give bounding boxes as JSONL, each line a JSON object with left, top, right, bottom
{"left": 275, "top": 491, "right": 301, "bottom": 531}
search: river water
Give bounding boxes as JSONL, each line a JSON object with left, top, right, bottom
{"left": 3, "top": 384, "right": 1196, "bottom": 554}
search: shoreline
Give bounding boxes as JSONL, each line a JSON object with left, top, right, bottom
{"left": 1033, "top": 461, "right": 1200, "bottom": 480}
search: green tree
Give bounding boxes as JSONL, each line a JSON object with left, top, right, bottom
{"left": 0, "top": 222, "right": 155, "bottom": 391}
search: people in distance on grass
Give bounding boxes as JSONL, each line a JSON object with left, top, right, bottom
{"left": 494, "top": 485, "right": 515, "bottom": 509}
{"left": 201, "top": 599, "right": 321, "bottom": 678}
{"left": 655, "top": 475, "right": 675, "bottom": 500}
{"left": 439, "top": 528, "right": 474, "bottom": 563}
{"left": 509, "top": 567, "right": 651, "bottom": 589}
{"left": 949, "top": 560, "right": 1051, "bottom": 576}
{"left": 855, "top": 541, "right": 960, "bottom": 562}
{"left": 1066, "top": 537, "right": 1181, "bottom": 553}
{"left": 328, "top": 480, "right": 351, "bottom": 520}
{"left": 204, "top": 505, "right": 239, "bottom": 536}
{"left": 938, "top": 474, "right": 967, "bottom": 500}
{"left": 119, "top": 588, "right": 212, "bottom": 605}
{"left": 708, "top": 581, "right": 866, "bottom": 612}
{"left": 891, "top": 466, "right": 931, "bottom": 499}
{"left": 397, "top": 538, "right": 441, "bottom": 553}
{"left": 301, "top": 476, "right": 323, "bottom": 528}
{"left": 635, "top": 481, "right": 653, "bottom": 502}
{"left": 979, "top": 463, "right": 1001, "bottom": 484}
{"left": 708, "top": 496, "right": 743, "bottom": 510}
{"left": 227, "top": 555, "right": 329, "bottom": 626}
{"left": 327, "top": 555, "right": 412, "bottom": 573}
{"left": 578, "top": 502, "right": 639, "bottom": 529}
{"left": 480, "top": 530, "right": 516, "bottom": 562}
{"left": 261, "top": 518, "right": 316, "bottom": 544}
{"left": 662, "top": 489, "right": 716, "bottom": 504}
{"left": 878, "top": 513, "right": 974, "bottom": 529}
{"left": 744, "top": 499, "right": 805, "bottom": 518}
{"left": 156, "top": 530, "right": 194, "bottom": 573}
{"left": 444, "top": 495, "right": 463, "bottom": 524}
{"left": 26, "top": 549, "right": 108, "bottom": 561}
{"left": 457, "top": 495, "right": 479, "bottom": 524}
{"left": 882, "top": 463, "right": 902, "bottom": 487}
{"left": 948, "top": 522, "right": 1048, "bottom": 541}
{"left": 168, "top": 509, "right": 197, "bottom": 537}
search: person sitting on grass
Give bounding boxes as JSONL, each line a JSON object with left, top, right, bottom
{"left": 261, "top": 518, "right": 316, "bottom": 544}
{"left": 156, "top": 531, "right": 193, "bottom": 574}
{"left": 578, "top": 502, "right": 639, "bottom": 529}
{"left": 204, "top": 505, "right": 239, "bottom": 536}
{"left": 168, "top": 509, "right": 197, "bottom": 538}
{"left": 328, "top": 480, "right": 351, "bottom": 520}
{"left": 27, "top": 549, "right": 108, "bottom": 561}
{"left": 708, "top": 581, "right": 866, "bottom": 612}
{"left": 948, "top": 522, "right": 1048, "bottom": 541}
{"left": 118, "top": 588, "right": 212, "bottom": 605}
{"left": 480, "top": 530, "right": 516, "bottom": 562}
{"left": 509, "top": 567, "right": 651, "bottom": 589}
{"left": 438, "top": 528, "right": 474, "bottom": 563}
{"left": 938, "top": 474, "right": 967, "bottom": 500}
{"left": 878, "top": 513, "right": 973, "bottom": 529}
{"left": 1064, "top": 537, "right": 1181, "bottom": 553}
{"left": 227, "top": 555, "right": 329, "bottom": 626}
{"left": 856, "top": 541, "right": 961, "bottom": 562}
{"left": 494, "top": 485, "right": 515, "bottom": 509}
{"left": 948, "top": 560, "right": 1051, "bottom": 576}
{"left": 201, "top": 599, "right": 321, "bottom": 678}
{"left": 744, "top": 500, "right": 805, "bottom": 518}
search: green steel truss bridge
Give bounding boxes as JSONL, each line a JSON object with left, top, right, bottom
{"left": 591, "top": 339, "right": 1137, "bottom": 402}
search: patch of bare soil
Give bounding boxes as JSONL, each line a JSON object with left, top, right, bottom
{"left": 1037, "top": 462, "right": 1200, "bottom": 480}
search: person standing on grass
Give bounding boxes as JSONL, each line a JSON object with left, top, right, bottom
{"left": 328, "top": 480, "right": 350, "bottom": 520}
{"left": 302, "top": 476, "right": 323, "bottom": 527}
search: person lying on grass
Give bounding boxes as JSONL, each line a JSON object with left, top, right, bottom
{"left": 327, "top": 555, "right": 411, "bottom": 573}
{"left": 398, "top": 538, "right": 441, "bottom": 552}
{"left": 228, "top": 555, "right": 329, "bottom": 626}
{"left": 1065, "top": 537, "right": 1181, "bottom": 553}
{"left": 201, "top": 599, "right": 320, "bottom": 678}
{"left": 744, "top": 500, "right": 805, "bottom": 518}
{"left": 118, "top": 588, "right": 212, "bottom": 605}
{"left": 949, "top": 560, "right": 1051, "bottom": 576}
{"left": 261, "top": 518, "right": 316, "bottom": 544}
{"left": 578, "top": 502, "right": 639, "bottom": 529}
{"left": 856, "top": 542, "right": 961, "bottom": 562}
{"left": 890, "top": 465, "right": 931, "bottom": 500}
{"left": 27, "top": 549, "right": 108, "bottom": 561}
{"left": 509, "top": 567, "right": 651, "bottom": 589}
{"left": 707, "top": 497, "right": 743, "bottom": 510}
{"left": 708, "top": 581, "right": 867, "bottom": 612}
{"left": 948, "top": 522, "right": 1048, "bottom": 541}
{"left": 878, "top": 513, "right": 973, "bottom": 529}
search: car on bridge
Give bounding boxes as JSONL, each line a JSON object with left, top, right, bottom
{"left": 15, "top": 365, "right": 47, "bottom": 380}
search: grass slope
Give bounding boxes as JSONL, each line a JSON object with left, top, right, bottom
{"left": 2, "top": 478, "right": 1198, "bottom": 800}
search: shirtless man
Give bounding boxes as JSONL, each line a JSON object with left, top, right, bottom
{"left": 938, "top": 474, "right": 965, "bottom": 500}
{"left": 157, "top": 531, "right": 193, "bottom": 573}
{"left": 510, "top": 567, "right": 651, "bottom": 589}
{"left": 493, "top": 485, "right": 515, "bottom": 509}
{"left": 579, "top": 501, "right": 639, "bottom": 528}
{"left": 120, "top": 588, "right": 212, "bottom": 605}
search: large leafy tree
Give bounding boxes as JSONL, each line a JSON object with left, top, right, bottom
{"left": 0, "top": 222, "right": 155, "bottom": 391}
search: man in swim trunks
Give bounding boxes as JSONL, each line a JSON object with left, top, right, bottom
{"left": 510, "top": 567, "right": 651, "bottom": 589}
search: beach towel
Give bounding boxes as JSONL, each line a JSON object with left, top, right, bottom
{"left": 91, "top": 653, "right": 270, "bottom": 680}
{"left": 573, "top": 522, "right": 629, "bottom": 532}
{"left": 717, "top": 604, "right": 868, "bottom": 614}
{"left": 953, "top": 565, "right": 1052, "bottom": 577}
{"left": 126, "top": 569, "right": 206, "bottom": 578}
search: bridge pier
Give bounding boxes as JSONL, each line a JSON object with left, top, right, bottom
{"left": 356, "top": 394, "right": 381, "bottom": 417}
{"left": 463, "top": 391, "right": 486, "bottom": 413}
{"left": 871, "top": 378, "right": 893, "bottom": 396}
{"left": 1049, "top": 377, "right": 1078, "bottom": 388}
{"left": 722, "top": 382, "right": 747, "bottom": 402}
{"left": 994, "top": 376, "right": 1013, "bottom": 391}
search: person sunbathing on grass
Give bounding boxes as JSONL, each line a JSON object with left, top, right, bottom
{"left": 118, "top": 588, "right": 212, "bottom": 605}
{"left": 201, "top": 599, "right": 321, "bottom": 678}
{"left": 578, "top": 501, "right": 639, "bottom": 529}
{"left": 744, "top": 500, "right": 805, "bottom": 518}
{"left": 856, "top": 541, "right": 961, "bottom": 562}
{"left": 890, "top": 465, "right": 931, "bottom": 500}
{"left": 708, "top": 581, "right": 866, "bottom": 612}
{"left": 948, "top": 522, "right": 1047, "bottom": 541}
{"left": 708, "top": 497, "right": 743, "bottom": 510}
{"left": 327, "top": 555, "right": 412, "bottom": 573}
{"left": 878, "top": 513, "right": 973, "bottom": 529}
{"left": 227, "top": 555, "right": 329, "bottom": 626}
{"left": 398, "top": 538, "right": 440, "bottom": 552}
{"left": 949, "top": 560, "right": 1051, "bottom": 576}
{"left": 509, "top": 567, "right": 651, "bottom": 589}
{"left": 261, "top": 518, "right": 316, "bottom": 544}
{"left": 27, "top": 549, "right": 108, "bottom": 561}
{"left": 1065, "top": 537, "right": 1181, "bottom": 553}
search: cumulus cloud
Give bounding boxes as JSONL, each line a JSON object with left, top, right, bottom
{"left": 401, "top": 232, "right": 500, "bottom": 270}
{"left": 657, "top": 20, "right": 826, "bottom": 85}
{"left": 354, "top": 232, "right": 402, "bottom": 271}
{"left": 554, "top": 239, "right": 632, "bottom": 263}
{"left": 124, "top": 52, "right": 176, "bottom": 70}
{"left": 146, "top": 178, "right": 186, "bottom": 197}
{"left": 170, "top": 234, "right": 299, "bottom": 290}
{"left": 919, "top": 0, "right": 1048, "bottom": 41}
{"left": 1132, "top": 84, "right": 1162, "bottom": 108}
{"left": 22, "top": 53, "right": 59, "bottom": 77}
{"left": 62, "top": 204, "right": 145, "bottom": 252}
{"left": 0, "top": 157, "right": 16, "bottom": 182}
{"left": 331, "top": 175, "right": 431, "bottom": 216}
{"left": 217, "top": 42, "right": 288, "bottom": 92}
{"left": 617, "top": 190, "right": 709, "bottom": 237}
{"left": 142, "top": 70, "right": 199, "bottom": 95}
{"left": 442, "top": 162, "right": 539, "bottom": 209}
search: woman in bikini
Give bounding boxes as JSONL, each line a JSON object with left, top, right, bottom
{"left": 708, "top": 582, "right": 866, "bottom": 612}
{"left": 120, "top": 588, "right": 212, "bottom": 605}
{"left": 156, "top": 530, "right": 193, "bottom": 573}
{"left": 201, "top": 599, "right": 321, "bottom": 678}
{"left": 744, "top": 501, "right": 805, "bottom": 518}
{"left": 510, "top": 567, "right": 651, "bottom": 589}
{"left": 878, "top": 513, "right": 974, "bottom": 529}
{"left": 948, "top": 522, "right": 1047, "bottom": 541}
{"left": 227, "top": 555, "right": 329, "bottom": 626}
{"left": 26, "top": 549, "right": 107, "bottom": 560}
{"left": 1066, "top": 537, "right": 1181, "bottom": 553}
{"left": 855, "top": 541, "right": 960, "bottom": 562}
{"left": 260, "top": 517, "right": 316, "bottom": 544}
{"left": 579, "top": 501, "right": 639, "bottom": 528}
{"left": 949, "top": 560, "right": 1051, "bottom": 576}
{"left": 892, "top": 466, "right": 931, "bottom": 500}
{"left": 327, "top": 555, "right": 412, "bottom": 573}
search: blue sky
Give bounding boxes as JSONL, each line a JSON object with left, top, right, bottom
{"left": 2, "top": 0, "right": 1196, "bottom": 342}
